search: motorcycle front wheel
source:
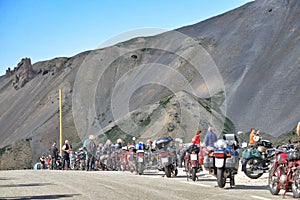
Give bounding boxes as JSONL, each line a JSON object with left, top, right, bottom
{"left": 244, "top": 158, "right": 264, "bottom": 179}
{"left": 268, "top": 165, "right": 281, "bottom": 195}
{"left": 292, "top": 169, "right": 300, "bottom": 198}
{"left": 217, "top": 168, "right": 226, "bottom": 188}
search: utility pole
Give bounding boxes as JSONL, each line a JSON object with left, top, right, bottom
{"left": 59, "top": 89, "right": 63, "bottom": 156}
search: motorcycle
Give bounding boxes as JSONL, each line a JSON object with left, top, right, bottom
{"left": 119, "top": 146, "right": 129, "bottom": 171}
{"left": 241, "top": 137, "right": 275, "bottom": 179}
{"left": 184, "top": 144, "right": 202, "bottom": 181}
{"left": 204, "top": 134, "right": 239, "bottom": 188}
{"left": 155, "top": 137, "right": 178, "bottom": 178}
{"left": 136, "top": 142, "right": 145, "bottom": 175}
{"left": 268, "top": 143, "right": 300, "bottom": 198}
{"left": 127, "top": 145, "right": 137, "bottom": 173}
{"left": 70, "top": 148, "right": 86, "bottom": 170}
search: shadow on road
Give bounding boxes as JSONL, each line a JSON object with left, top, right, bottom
{"left": 0, "top": 177, "right": 15, "bottom": 181}
{"left": 0, "top": 183, "right": 54, "bottom": 188}
{"left": 0, "top": 194, "right": 81, "bottom": 200}
{"left": 227, "top": 184, "right": 268, "bottom": 190}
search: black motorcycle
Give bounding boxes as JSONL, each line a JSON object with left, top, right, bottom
{"left": 154, "top": 137, "right": 178, "bottom": 178}
{"left": 241, "top": 138, "right": 275, "bottom": 179}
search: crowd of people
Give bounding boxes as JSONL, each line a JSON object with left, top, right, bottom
{"left": 38, "top": 123, "right": 300, "bottom": 171}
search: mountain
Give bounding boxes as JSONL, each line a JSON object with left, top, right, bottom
{"left": 0, "top": 0, "right": 299, "bottom": 169}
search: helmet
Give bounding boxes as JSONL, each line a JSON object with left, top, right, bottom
{"left": 258, "top": 146, "right": 266, "bottom": 153}
{"left": 253, "top": 135, "right": 260, "bottom": 142}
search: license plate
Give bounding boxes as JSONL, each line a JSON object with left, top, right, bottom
{"left": 138, "top": 157, "right": 143, "bottom": 162}
{"left": 161, "top": 157, "right": 169, "bottom": 164}
{"left": 215, "top": 158, "right": 224, "bottom": 168}
{"left": 191, "top": 154, "right": 198, "bottom": 161}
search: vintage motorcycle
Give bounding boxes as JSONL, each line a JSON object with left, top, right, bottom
{"left": 70, "top": 148, "right": 86, "bottom": 170}
{"left": 155, "top": 137, "right": 178, "bottom": 178}
{"left": 241, "top": 137, "right": 275, "bottom": 179}
{"left": 204, "top": 134, "right": 239, "bottom": 188}
{"left": 268, "top": 144, "right": 300, "bottom": 198}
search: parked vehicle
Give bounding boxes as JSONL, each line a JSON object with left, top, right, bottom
{"left": 154, "top": 137, "right": 178, "bottom": 178}
{"left": 241, "top": 137, "right": 275, "bottom": 179}
{"left": 119, "top": 146, "right": 128, "bottom": 171}
{"left": 135, "top": 142, "right": 145, "bottom": 175}
{"left": 127, "top": 145, "right": 137, "bottom": 173}
{"left": 268, "top": 143, "right": 300, "bottom": 198}
{"left": 204, "top": 134, "right": 239, "bottom": 188}
{"left": 184, "top": 144, "right": 202, "bottom": 181}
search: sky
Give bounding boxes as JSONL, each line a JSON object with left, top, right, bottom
{"left": 0, "top": 0, "right": 253, "bottom": 75}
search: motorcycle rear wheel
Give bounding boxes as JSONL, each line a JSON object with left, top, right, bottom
{"left": 138, "top": 163, "right": 144, "bottom": 175}
{"left": 292, "top": 169, "right": 300, "bottom": 198}
{"left": 192, "top": 168, "right": 197, "bottom": 181}
{"left": 165, "top": 166, "right": 171, "bottom": 178}
{"left": 244, "top": 158, "right": 264, "bottom": 179}
{"left": 217, "top": 168, "right": 226, "bottom": 188}
{"left": 268, "top": 165, "right": 280, "bottom": 195}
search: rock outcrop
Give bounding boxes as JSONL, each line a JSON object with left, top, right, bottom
{"left": 12, "top": 58, "right": 35, "bottom": 89}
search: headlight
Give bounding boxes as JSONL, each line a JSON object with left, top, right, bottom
{"left": 215, "top": 139, "right": 227, "bottom": 148}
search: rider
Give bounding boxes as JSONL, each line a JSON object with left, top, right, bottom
{"left": 192, "top": 130, "right": 201, "bottom": 147}
{"left": 62, "top": 140, "right": 72, "bottom": 170}
{"left": 50, "top": 142, "right": 58, "bottom": 170}
{"left": 40, "top": 155, "right": 47, "bottom": 169}
{"left": 204, "top": 126, "right": 218, "bottom": 147}
{"left": 85, "top": 135, "right": 97, "bottom": 171}
{"left": 249, "top": 128, "right": 257, "bottom": 145}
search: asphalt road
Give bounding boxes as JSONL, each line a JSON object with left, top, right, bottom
{"left": 0, "top": 168, "right": 295, "bottom": 200}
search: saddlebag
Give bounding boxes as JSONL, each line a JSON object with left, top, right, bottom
{"left": 155, "top": 137, "right": 172, "bottom": 149}
{"left": 203, "top": 155, "right": 214, "bottom": 169}
{"left": 225, "top": 155, "right": 239, "bottom": 170}
{"left": 287, "top": 151, "right": 300, "bottom": 161}
{"left": 242, "top": 148, "right": 261, "bottom": 159}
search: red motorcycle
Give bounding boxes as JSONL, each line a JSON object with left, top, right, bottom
{"left": 184, "top": 144, "right": 203, "bottom": 181}
{"left": 268, "top": 146, "right": 300, "bottom": 198}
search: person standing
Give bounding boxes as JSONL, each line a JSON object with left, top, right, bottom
{"left": 192, "top": 130, "right": 201, "bottom": 147}
{"left": 85, "top": 135, "right": 97, "bottom": 171}
{"left": 62, "top": 140, "right": 72, "bottom": 170}
{"left": 297, "top": 122, "right": 300, "bottom": 136}
{"left": 40, "top": 155, "right": 46, "bottom": 169}
{"left": 204, "top": 127, "right": 218, "bottom": 147}
{"left": 249, "top": 128, "right": 257, "bottom": 145}
{"left": 50, "top": 142, "right": 58, "bottom": 170}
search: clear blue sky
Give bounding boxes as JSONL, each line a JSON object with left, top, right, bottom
{"left": 0, "top": 0, "right": 252, "bottom": 75}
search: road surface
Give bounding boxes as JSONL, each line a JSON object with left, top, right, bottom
{"left": 0, "top": 168, "right": 295, "bottom": 200}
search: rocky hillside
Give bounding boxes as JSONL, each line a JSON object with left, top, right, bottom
{"left": 0, "top": 0, "right": 299, "bottom": 169}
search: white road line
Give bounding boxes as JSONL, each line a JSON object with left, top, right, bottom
{"left": 143, "top": 175, "right": 160, "bottom": 179}
{"left": 251, "top": 195, "right": 273, "bottom": 200}
{"left": 181, "top": 181, "right": 211, "bottom": 187}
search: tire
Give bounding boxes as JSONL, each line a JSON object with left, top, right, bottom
{"left": 172, "top": 168, "right": 178, "bottom": 177}
{"left": 138, "top": 163, "right": 144, "bottom": 175}
{"left": 244, "top": 158, "right": 264, "bottom": 179}
{"left": 165, "top": 166, "right": 171, "bottom": 178}
{"left": 192, "top": 167, "right": 197, "bottom": 181}
{"left": 217, "top": 168, "right": 226, "bottom": 188}
{"left": 292, "top": 169, "right": 300, "bottom": 198}
{"left": 268, "top": 165, "right": 280, "bottom": 195}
